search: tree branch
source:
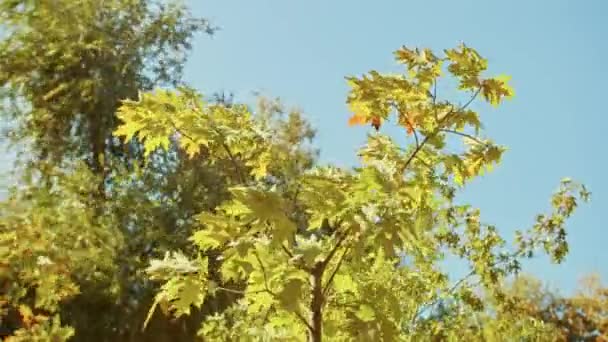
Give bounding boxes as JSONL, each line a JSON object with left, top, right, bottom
{"left": 461, "top": 87, "right": 482, "bottom": 112}
{"left": 168, "top": 118, "right": 196, "bottom": 143}
{"left": 321, "top": 231, "right": 348, "bottom": 268}
{"left": 399, "top": 87, "right": 481, "bottom": 176}
{"left": 410, "top": 250, "right": 515, "bottom": 326}
{"left": 253, "top": 251, "right": 272, "bottom": 292}
{"left": 281, "top": 244, "right": 295, "bottom": 259}
{"left": 252, "top": 252, "right": 314, "bottom": 331}
{"left": 440, "top": 129, "right": 487, "bottom": 145}
{"left": 412, "top": 129, "right": 420, "bottom": 149}
{"left": 322, "top": 246, "right": 350, "bottom": 297}
{"left": 432, "top": 78, "right": 437, "bottom": 105}
{"left": 216, "top": 286, "right": 265, "bottom": 295}
{"left": 167, "top": 119, "right": 247, "bottom": 185}
{"left": 280, "top": 243, "right": 312, "bottom": 273}
{"left": 293, "top": 308, "right": 314, "bottom": 332}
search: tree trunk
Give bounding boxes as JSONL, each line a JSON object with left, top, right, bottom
{"left": 310, "top": 265, "right": 324, "bottom": 342}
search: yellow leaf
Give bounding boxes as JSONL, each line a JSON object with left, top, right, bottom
{"left": 114, "top": 122, "right": 143, "bottom": 142}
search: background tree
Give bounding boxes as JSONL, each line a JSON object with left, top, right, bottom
{"left": 500, "top": 273, "right": 608, "bottom": 341}
{"left": 0, "top": 1, "right": 314, "bottom": 340}
{"left": 116, "top": 44, "right": 590, "bottom": 341}
{"left": 0, "top": 0, "right": 214, "bottom": 339}
{"left": 0, "top": 0, "right": 213, "bottom": 179}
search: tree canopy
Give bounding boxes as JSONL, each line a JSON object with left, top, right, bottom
{"left": 114, "top": 45, "right": 589, "bottom": 341}
{"left": 0, "top": 1, "right": 594, "bottom": 341}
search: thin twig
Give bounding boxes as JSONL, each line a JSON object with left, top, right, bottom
{"left": 216, "top": 286, "right": 266, "bottom": 295}
{"left": 280, "top": 243, "right": 311, "bottom": 272}
{"left": 281, "top": 244, "right": 295, "bottom": 259}
{"left": 439, "top": 129, "right": 487, "bottom": 145}
{"left": 291, "top": 182, "right": 302, "bottom": 210}
{"left": 218, "top": 138, "right": 246, "bottom": 183}
{"left": 168, "top": 118, "right": 196, "bottom": 143}
{"left": 252, "top": 252, "right": 313, "bottom": 331}
{"left": 461, "top": 87, "right": 482, "bottom": 112}
{"left": 412, "top": 129, "right": 420, "bottom": 149}
{"left": 432, "top": 78, "right": 440, "bottom": 122}
{"left": 411, "top": 251, "right": 514, "bottom": 325}
{"left": 322, "top": 246, "right": 351, "bottom": 297}
{"left": 253, "top": 251, "right": 272, "bottom": 292}
{"left": 409, "top": 269, "right": 476, "bottom": 327}
{"left": 399, "top": 87, "right": 481, "bottom": 175}
{"left": 432, "top": 78, "right": 437, "bottom": 105}
{"left": 321, "top": 231, "right": 347, "bottom": 268}
{"left": 292, "top": 308, "right": 314, "bottom": 332}
{"left": 216, "top": 286, "right": 246, "bottom": 295}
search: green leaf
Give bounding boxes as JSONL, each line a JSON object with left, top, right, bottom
{"left": 355, "top": 304, "right": 376, "bottom": 322}
{"left": 333, "top": 273, "right": 358, "bottom": 294}
{"left": 278, "top": 278, "right": 305, "bottom": 311}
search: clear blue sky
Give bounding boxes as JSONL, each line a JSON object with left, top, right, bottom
{"left": 184, "top": 0, "right": 606, "bottom": 294}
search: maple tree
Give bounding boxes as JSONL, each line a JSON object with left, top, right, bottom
{"left": 0, "top": 1, "right": 593, "bottom": 340}
{"left": 113, "top": 44, "right": 589, "bottom": 341}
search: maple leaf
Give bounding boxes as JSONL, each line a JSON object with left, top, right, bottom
{"left": 371, "top": 116, "right": 382, "bottom": 131}
{"left": 398, "top": 113, "right": 417, "bottom": 135}
{"left": 348, "top": 114, "right": 367, "bottom": 127}
{"left": 405, "top": 117, "right": 416, "bottom": 135}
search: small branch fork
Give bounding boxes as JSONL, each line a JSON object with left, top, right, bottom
{"left": 410, "top": 252, "right": 516, "bottom": 326}
{"left": 252, "top": 251, "right": 313, "bottom": 331}
{"left": 400, "top": 87, "right": 482, "bottom": 175}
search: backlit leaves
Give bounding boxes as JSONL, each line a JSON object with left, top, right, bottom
{"left": 482, "top": 75, "right": 515, "bottom": 107}
{"left": 144, "top": 253, "right": 208, "bottom": 328}
{"left": 110, "top": 44, "right": 590, "bottom": 341}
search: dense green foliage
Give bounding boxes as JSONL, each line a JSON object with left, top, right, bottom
{"left": 114, "top": 45, "right": 589, "bottom": 341}
{"left": 0, "top": 1, "right": 594, "bottom": 341}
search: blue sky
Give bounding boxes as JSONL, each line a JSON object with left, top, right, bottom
{"left": 184, "top": 0, "right": 607, "bottom": 293}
